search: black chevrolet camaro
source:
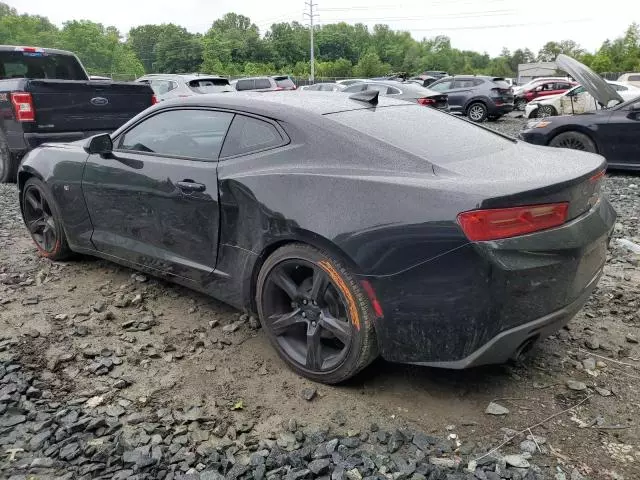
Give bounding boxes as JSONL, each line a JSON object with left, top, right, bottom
{"left": 18, "top": 91, "right": 616, "bottom": 383}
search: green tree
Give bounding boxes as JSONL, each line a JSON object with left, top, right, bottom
{"left": 266, "top": 22, "right": 308, "bottom": 68}
{"left": 353, "top": 49, "right": 390, "bottom": 77}
{"left": 154, "top": 26, "right": 202, "bottom": 73}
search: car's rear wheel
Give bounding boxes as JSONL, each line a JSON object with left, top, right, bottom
{"left": 467, "top": 102, "right": 488, "bottom": 122}
{"left": 537, "top": 105, "right": 557, "bottom": 118}
{"left": 257, "top": 244, "right": 378, "bottom": 384}
{"left": 22, "top": 177, "right": 72, "bottom": 260}
{"left": 549, "top": 131, "right": 597, "bottom": 153}
{"left": 0, "top": 132, "right": 16, "bottom": 184}
{"left": 515, "top": 98, "right": 526, "bottom": 111}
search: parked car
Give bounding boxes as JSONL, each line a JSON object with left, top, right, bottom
{"left": 521, "top": 54, "right": 640, "bottom": 171}
{"left": 233, "top": 75, "right": 296, "bottom": 92}
{"left": 0, "top": 45, "right": 155, "bottom": 183}
{"left": 513, "top": 77, "right": 570, "bottom": 97}
{"left": 617, "top": 73, "right": 640, "bottom": 88}
{"left": 524, "top": 81, "right": 640, "bottom": 118}
{"left": 407, "top": 75, "right": 437, "bottom": 87}
{"left": 515, "top": 80, "right": 577, "bottom": 110}
{"left": 18, "top": 90, "right": 615, "bottom": 383}
{"left": 136, "top": 74, "right": 232, "bottom": 100}
{"left": 341, "top": 80, "right": 449, "bottom": 110}
{"left": 335, "top": 79, "right": 368, "bottom": 86}
{"left": 300, "top": 83, "right": 345, "bottom": 92}
{"left": 428, "top": 76, "right": 514, "bottom": 121}
{"left": 422, "top": 70, "right": 448, "bottom": 79}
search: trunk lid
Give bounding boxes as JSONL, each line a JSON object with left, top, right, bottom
{"left": 556, "top": 54, "right": 623, "bottom": 107}
{"left": 26, "top": 79, "right": 154, "bottom": 132}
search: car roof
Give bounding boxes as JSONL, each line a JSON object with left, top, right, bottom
{"left": 0, "top": 45, "right": 76, "bottom": 56}
{"left": 138, "top": 74, "right": 227, "bottom": 81}
{"left": 152, "top": 91, "right": 411, "bottom": 117}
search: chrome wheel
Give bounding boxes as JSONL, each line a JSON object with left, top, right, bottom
{"left": 468, "top": 103, "right": 487, "bottom": 122}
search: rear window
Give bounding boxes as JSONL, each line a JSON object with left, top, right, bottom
{"left": 0, "top": 50, "right": 87, "bottom": 80}
{"left": 328, "top": 105, "right": 510, "bottom": 164}
{"left": 629, "top": 75, "right": 640, "bottom": 81}
{"left": 491, "top": 79, "right": 511, "bottom": 89}
{"left": 188, "top": 78, "right": 231, "bottom": 93}
{"left": 273, "top": 76, "right": 295, "bottom": 88}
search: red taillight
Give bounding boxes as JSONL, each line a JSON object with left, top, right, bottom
{"left": 417, "top": 97, "right": 436, "bottom": 106}
{"left": 589, "top": 170, "right": 605, "bottom": 183}
{"left": 151, "top": 95, "right": 159, "bottom": 105}
{"left": 457, "top": 203, "right": 569, "bottom": 241}
{"left": 10, "top": 92, "right": 35, "bottom": 122}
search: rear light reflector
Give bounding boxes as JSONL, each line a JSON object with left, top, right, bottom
{"left": 417, "top": 97, "right": 436, "bottom": 106}
{"left": 457, "top": 202, "right": 569, "bottom": 241}
{"left": 589, "top": 170, "right": 605, "bottom": 183}
{"left": 361, "top": 280, "right": 384, "bottom": 318}
{"left": 151, "top": 95, "right": 159, "bottom": 105}
{"left": 10, "top": 92, "right": 35, "bottom": 122}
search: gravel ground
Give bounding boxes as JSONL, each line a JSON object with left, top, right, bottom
{"left": 1, "top": 128, "right": 639, "bottom": 480}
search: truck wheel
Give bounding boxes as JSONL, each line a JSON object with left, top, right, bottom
{"left": 0, "top": 132, "right": 16, "bottom": 183}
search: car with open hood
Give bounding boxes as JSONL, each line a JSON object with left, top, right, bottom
{"left": 524, "top": 81, "right": 640, "bottom": 119}
{"left": 520, "top": 54, "right": 640, "bottom": 171}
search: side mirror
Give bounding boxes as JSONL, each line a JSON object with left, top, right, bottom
{"left": 84, "top": 134, "right": 113, "bottom": 156}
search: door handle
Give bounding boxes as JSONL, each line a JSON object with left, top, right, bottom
{"left": 176, "top": 180, "right": 206, "bottom": 192}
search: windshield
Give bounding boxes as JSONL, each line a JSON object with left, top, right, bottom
{"left": 0, "top": 50, "right": 87, "bottom": 80}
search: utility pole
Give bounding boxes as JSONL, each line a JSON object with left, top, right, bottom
{"left": 304, "top": 1, "right": 318, "bottom": 83}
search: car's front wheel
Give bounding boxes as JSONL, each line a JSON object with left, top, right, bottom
{"left": 22, "top": 177, "right": 72, "bottom": 260}
{"left": 514, "top": 98, "right": 526, "bottom": 111}
{"left": 536, "top": 105, "right": 557, "bottom": 118}
{"left": 467, "top": 102, "right": 488, "bottom": 122}
{"left": 257, "top": 244, "right": 378, "bottom": 384}
{"left": 549, "top": 131, "right": 597, "bottom": 153}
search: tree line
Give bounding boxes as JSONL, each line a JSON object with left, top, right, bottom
{"left": 1, "top": 3, "right": 639, "bottom": 80}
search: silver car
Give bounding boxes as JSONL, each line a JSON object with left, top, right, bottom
{"left": 136, "top": 74, "right": 233, "bottom": 101}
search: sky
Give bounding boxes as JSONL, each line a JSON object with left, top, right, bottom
{"left": 7, "top": 0, "right": 640, "bottom": 56}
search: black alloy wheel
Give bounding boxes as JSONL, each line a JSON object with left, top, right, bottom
{"left": 257, "top": 244, "right": 378, "bottom": 383}
{"left": 22, "top": 178, "right": 71, "bottom": 260}
{"left": 549, "top": 131, "right": 597, "bottom": 153}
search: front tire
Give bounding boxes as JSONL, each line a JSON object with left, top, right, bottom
{"left": 536, "top": 105, "right": 557, "bottom": 118}
{"left": 467, "top": 102, "right": 488, "bottom": 122}
{"left": 22, "top": 177, "right": 72, "bottom": 260}
{"left": 257, "top": 244, "right": 378, "bottom": 384}
{"left": 549, "top": 131, "right": 597, "bottom": 153}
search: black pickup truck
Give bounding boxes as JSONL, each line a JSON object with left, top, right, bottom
{"left": 0, "top": 45, "right": 156, "bottom": 182}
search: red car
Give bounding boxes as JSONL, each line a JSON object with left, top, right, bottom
{"left": 516, "top": 80, "right": 577, "bottom": 109}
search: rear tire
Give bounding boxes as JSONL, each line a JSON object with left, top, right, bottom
{"left": 257, "top": 243, "right": 378, "bottom": 384}
{"left": 549, "top": 132, "right": 597, "bottom": 153}
{"left": 22, "top": 177, "right": 72, "bottom": 260}
{"left": 0, "top": 132, "right": 17, "bottom": 184}
{"left": 515, "top": 98, "right": 526, "bottom": 111}
{"left": 467, "top": 102, "right": 488, "bottom": 122}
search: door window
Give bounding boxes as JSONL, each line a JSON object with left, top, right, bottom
{"left": 220, "top": 115, "right": 285, "bottom": 157}
{"left": 430, "top": 80, "right": 453, "bottom": 92}
{"left": 254, "top": 78, "right": 272, "bottom": 89}
{"left": 235, "top": 79, "right": 255, "bottom": 91}
{"left": 118, "top": 109, "right": 234, "bottom": 160}
{"left": 150, "top": 80, "right": 178, "bottom": 95}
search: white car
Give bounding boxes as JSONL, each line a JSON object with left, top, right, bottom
{"left": 617, "top": 73, "right": 640, "bottom": 88}
{"left": 524, "top": 80, "right": 640, "bottom": 118}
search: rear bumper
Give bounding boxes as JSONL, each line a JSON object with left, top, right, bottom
{"left": 488, "top": 103, "right": 514, "bottom": 116}
{"left": 370, "top": 197, "right": 616, "bottom": 367}
{"left": 411, "top": 268, "right": 601, "bottom": 368}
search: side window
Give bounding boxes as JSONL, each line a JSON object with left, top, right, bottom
{"left": 118, "top": 109, "right": 234, "bottom": 160}
{"left": 430, "top": 81, "right": 452, "bottom": 92}
{"left": 365, "top": 84, "right": 392, "bottom": 94}
{"left": 150, "top": 80, "right": 176, "bottom": 95}
{"left": 555, "top": 82, "right": 572, "bottom": 90}
{"left": 343, "top": 83, "right": 367, "bottom": 93}
{"left": 235, "top": 79, "right": 255, "bottom": 91}
{"left": 628, "top": 75, "right": 640, "bottom": 82}
{"left": 386, "top": 86, "right": 401, "bottom": 95}
{"left": 221, "top": 115, "right": 284, "bottom": 158}
{"left": 255, "top": 78, "right": 272, "bottom": 89}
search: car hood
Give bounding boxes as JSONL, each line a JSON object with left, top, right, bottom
{"left": 556, "top": 54, "right": 623, "bottom": 107}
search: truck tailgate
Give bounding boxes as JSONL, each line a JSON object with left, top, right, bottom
{"left": 26, "top": 79, "right": 153, "bottom": 132}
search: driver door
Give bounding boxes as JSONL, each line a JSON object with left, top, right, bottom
{"left": 81, "top": 108, "right": 234, "bottom": 283}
